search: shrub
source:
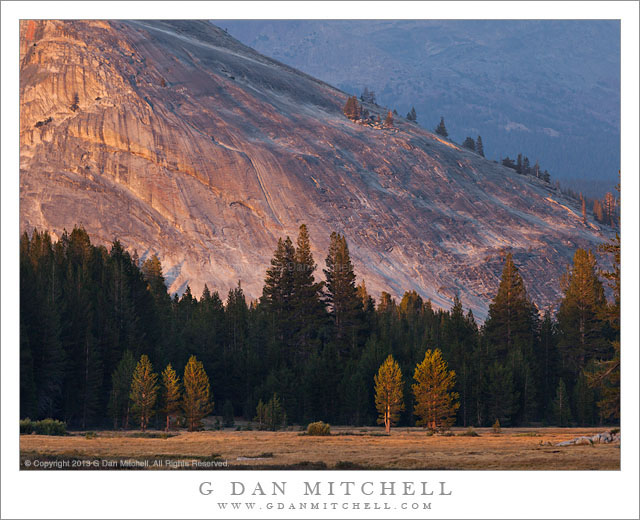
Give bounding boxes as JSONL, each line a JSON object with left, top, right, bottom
{"left": 129, "top": 432, "right": 176, "bottom": 439}
{"left": 20, "top": 418, "right": 34, "bottom": 434}
{"left": 307, "top": 421, "right": 331, "bottom": 436}
{"left": 84, "top": 431, "right": 97, "bottom": 439}
{"left": 459, "top": 427, "right": 479, "bottom": 437}
{"left": 492, "top": 419, "right": 501, "bottom": 433}
{"left": 33, "top": 419, "right": 67, "bottom": 436}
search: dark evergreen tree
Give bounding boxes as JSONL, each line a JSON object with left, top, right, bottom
{"left": 108, "top": 350, "right": 136, "bottom": 429}
{"left": 538, "top": 310, "right": 559, "bottom": 422}
{"left": 476, "top": 135, "right": 484, "bottom": 157}
{"left": 502, "top": 156, "right": 516, "bottom": 169}
{"left": 516, "top": 153, "right": 523, "bottom": 174}
{"left": 406, "top": 106, "right": 417, "bottom": 122}
{"left": 434, "top": 117, "right": 448, "bottom": 138}
{"left": 552, "top": 379, "right": 572, "bottom": 426}
{"left": 462, "top": 137, "right": 476, "bottom": 151}
{"left": 323, "top": 232, "right": 363, "bottom": 356}
{"left": 482, "top": 253, "right": 539, "bottom": 424}
{"left": 483, "top": 253, "right": 538, "bottom": 359}
{"left": 523, "top": 156, "right": 531, "bottom": 175}
{"left": 484, "top": 361, "right": 518, "bottom": 426}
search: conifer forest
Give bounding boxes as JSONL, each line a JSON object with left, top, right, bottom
{"left": 19, "top": 224, "right": 620, "bottom": 431}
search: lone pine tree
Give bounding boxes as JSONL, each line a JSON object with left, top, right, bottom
{"left": 434, "top": 117, "right": 448, "bottom": 138}
{"left": 374, "top": 355, "right": 405, "bottom": 434}
{"left": 406, "top": 106, "right": 417, "bottom": 122}
{"left": 130, "top": 354, "right": 158, "bottom": 432}
{"left": 161, "top": 363, "right": 181, "bottom": 431}
{"left": 182, "top": 355, "right": 213, "bottom": 431}
{"left": 384, "top": 110, "right": 394, "bottom": 128}
{"left": 476, "top": 136, "right": 484, "bottom": 157}
{"left": 412, "top": 348, "right": 460, "bottom": 431}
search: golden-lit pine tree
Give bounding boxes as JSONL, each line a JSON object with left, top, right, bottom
{"left": 129, "top": 354, "right": 158, "bottom": 432}
{"left": 374, "top": 355, "right": 404, "bottom": 434}
{"left": 182, "top": 355, "right": 213, "bottom": 431}
{"left": 161, "top": 364, "right": 181, "bottom": 431}
{"left": 412, "top": 349, "right": 460, "bottom": 431}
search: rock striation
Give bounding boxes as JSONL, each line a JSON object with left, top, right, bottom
{"left": 19, "top": 20, "right": 613, "bottom": 318}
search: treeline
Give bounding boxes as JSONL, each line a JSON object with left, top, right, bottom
{"left": 20, "top": 226, "right": 619, "bottom": 430}
{"left": 502, "top": 153, "right": 551, "bottom": 183}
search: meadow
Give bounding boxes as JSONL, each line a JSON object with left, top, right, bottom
{"left": 20, "top": 427, "right": 620, "bottom": 470}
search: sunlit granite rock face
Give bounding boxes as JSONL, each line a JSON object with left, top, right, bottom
{"left": 19, "top": 20, "right": 612, "bottom": 319}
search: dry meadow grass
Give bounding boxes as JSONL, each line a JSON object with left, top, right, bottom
{"left": 20, "top": 427, "right": 620, "bottom": 470}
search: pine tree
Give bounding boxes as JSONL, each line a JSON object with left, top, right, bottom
{"left": 291, "top": 224, "right": 326, "bottom": 359}
{"left": 580, "top": 193, "right": 587, "bottom": 224}
{"left": 374, "top": 355, "right": 404, "bottom": 434}
{"left": 516, "top": 153, "right": 523, "bottom": 174}
{"left": 587, "top": 230, "right": 620, "bottom": 421}
{"left": 161, "top": 364, "right": 181, "bottom": 431}
{"left": 324, "top": 232, "right": 362, "bottom": 353}
{"left": 265, "top": 393, "right": 285, "bottom": 430}
{"left": 603, "top": 192, "right": 616, "bottom": 226}
{"left": 254, "top": 399, "right": 266, "bottom": 429}
{"left": 462, "top": 137, "right": 476, "bottom": 151}
{"left": 502, "top": 156, "right": 516, "bottom": 169}
{"left": 484, "top": 361, "right": 518, "bottom": 426}
{"left": 538, "top": 310, "right": 559, "bottom": 422}
{"left": 412, "top": 349, "right": 459, "bottom": 431}
{"left": 552, "top": 379, "right": 571, "bottom": 426}
{"left": 406, "top": 106, "right": 417, "bottom": 122}
{"left": 262, "top": 237, "right": 296, "bottom": 354}
{"left": 593, "top": 199, "right": 604, "bottom": 222}
{"left": 343, "top": 96, "right": 360, "bottom": 120}
{"left": 573, "top": 371, "right": 595, "bottom": 425}
{"left": 182, "top": 355, "right": 213, "bottom": 431}
{"left": 557, "top": 249, "right": 607, "bottom": 375}
{"left": 434, "top": 117, "right": 448, "bottom": 138}
{"left": 360, "top": 87, "right": 376, "bottom": 104}
{"left": 222, "top": 399, "right": 235, "bottom": 427}
{"left": 384, "top": 110, "right": 394, "bottom": 128}
{"left": 476, "top": 136, "right": 484, "bottom": 157}
{"left": 130, "top": 354, "right": 158, "bottom": 431}
{"left": 108, "top": 351, "right": 136, "bottom": 429}
{"left": 483, "top": 253, "right": 538, "bottom": 359}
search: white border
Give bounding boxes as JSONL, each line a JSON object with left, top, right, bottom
{"left": 2, "top": 2, "right": 638, "bottom": 519}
